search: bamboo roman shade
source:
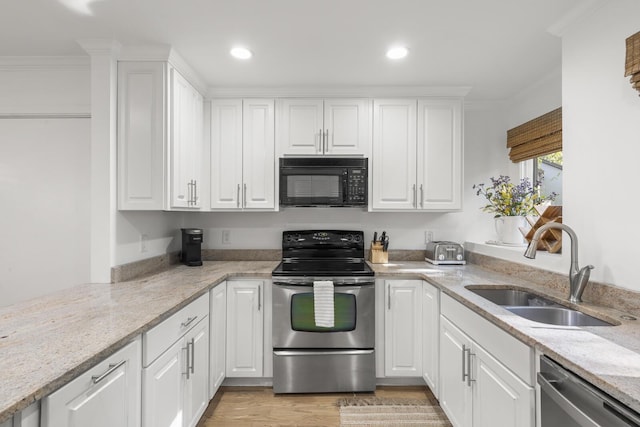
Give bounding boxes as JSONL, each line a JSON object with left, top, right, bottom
{"left": 506, "top": 107, "right": 562, "bottom": 163}
{"left": 625, "top": 31, "right": 640, "bottom": 96}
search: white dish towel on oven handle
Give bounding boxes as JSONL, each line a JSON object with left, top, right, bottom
{"left": 313, "top": 280, "right": 335, "bottom": 328}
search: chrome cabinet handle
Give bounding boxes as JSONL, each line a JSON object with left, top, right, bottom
{"left": 184, "top": 342, "right": 191, "bottom": 379}
{"left": 181, "top": 315, "right": 198, "bottom": 329}
{"left": 318, "top": 129, "right": 322, "bottom": 153}
{"left": 420, "top": 184, "right": 424, "bottom": 208}
{"left": 193, "top": 180, "right": 197, "bottom": 205}
{"left": 412, "top": 184, "right": 417, "bottom": 208}
{"left": 324, "top": 129, "right": 328, "bottom": 153}
{"left": 187, "top": 181, "right": 192, "bottom": 205}
{"left": 258, "top": 286, "right": 261, "bottom": 311}
{"left": 237, "top": 184, "right": 241, "bottom": 208}
{"left": 467, "top": 349, "right": 475, "bottom": 386}
{"left": 243, "top": 183, "right": 247, "bottom": 207}
{"left": 462, "top": 344, "right": 467, "bottom": 382}
{"left": 189, "top": 338, "right": 195, "bottom": 374}
{"left": 92, "top": 360, "right": 126, "bottom": 384}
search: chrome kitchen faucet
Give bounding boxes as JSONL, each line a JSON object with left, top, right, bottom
{"left": 524, "top": 223, "right": 594, "bottom": 303}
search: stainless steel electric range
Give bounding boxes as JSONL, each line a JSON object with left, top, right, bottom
{"left": 271, "top": 230, "right": 375, "bottom": 394}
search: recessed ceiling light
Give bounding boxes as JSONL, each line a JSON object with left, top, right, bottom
{"left": 230, "top": 47, "right": 252, "bottom": 60}
{"left": 386, "top": 46, "right": 409, "bottom": 60}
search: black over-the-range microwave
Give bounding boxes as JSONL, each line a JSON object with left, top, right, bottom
{"left": 279, "top": 157, "right": 368, "bottom": 207}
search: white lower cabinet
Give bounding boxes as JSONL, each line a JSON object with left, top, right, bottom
{"left": 422, "top": 281, "right": 440, "bottom": 397}
{"left": 384, "top": 280, "right": 422, "bottom": 377}
{"left": 1, "top": 402, "right": 39, "bottom": 427}
{"left": 141, "top": 293, "right": 209, "bottom": 427}
{"left": 226, "top": 280, "right": 264, "bottom": 377}
{"left": 209, "top": 282, "right": 227, "bottom": 398}
{"left": 439, "top": 294, "right": 534, "bottom": 427}
{"left": 41, "top": 338, "right": 141, "bottom": 427}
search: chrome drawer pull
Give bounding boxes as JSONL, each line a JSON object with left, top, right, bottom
{"left": 181, "top": 316, "right": 198, "bottom": 329}
{"left": 91, "top": 360, "right": 126, "bottom": 384}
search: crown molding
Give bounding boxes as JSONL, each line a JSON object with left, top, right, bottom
{"left": 0, "top": 56, "right": 89, "bottom": 71}
{"left": 77, "top": 39, "right": 122, "bottom": 57}
{"left": 206, "top": 85, "right": 472, "bottom": 99}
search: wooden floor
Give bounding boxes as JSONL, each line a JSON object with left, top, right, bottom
{"left": 197, "top": 386, "right": 431, "bottom": 426}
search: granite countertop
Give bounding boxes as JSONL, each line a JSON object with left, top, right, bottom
{"left": 0, "top": 261, "right": 278, "bottom": 423}
{"left": 372, "top": 261, "right": 640, "bottom": 414}
{"left": 2, "top": 259, "right": 640, "bottom": 422}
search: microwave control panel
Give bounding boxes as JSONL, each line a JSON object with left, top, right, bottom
{"left": 347, "top": 169, "right": 367, "bottom": 203}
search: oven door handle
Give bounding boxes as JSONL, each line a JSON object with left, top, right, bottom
{"left": 274, "top": 350, "right": 374, "bottom": 357}
{"left": 273, "top": 282, "right": 374, "bottom": 290}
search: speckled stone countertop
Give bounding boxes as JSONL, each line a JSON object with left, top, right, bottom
{"left": 0, "top": 261, "right": 277, "bottom": 423}
{"left": 2, "top": 259, "right": 640, "bottom": 422}
{"left": 372, "top": 261, "right": 640, "bottom": 414}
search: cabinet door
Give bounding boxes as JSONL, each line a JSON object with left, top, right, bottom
{"left": 417, "top": 99, "right": 463, "bottom": 210}
{"left": 371, "top": 99, "right": 417, "bottom": 210}
{"left": 226, "top": 281, "right": 264, "bottom": 377}
{"left": 169, "top": 69, "right": 203, "bottom": 209}
{"left": 142, "top": 338, "right": 183, "bottom": 427}
{"left": 243, "top": 99, "right": 275, "bottom": 209}
{"left": 324, "top": 99, "right": 370, "bottom": 156}
{"left": 42, "top": 339, "right": 141, "bottom": 427}
{"left": 422, "top": 281, "right": 439, "bottom": 397}
{"left": 472, "top": 344, "right": 534, "bottom": 427}
{"left": 439, "top": 316, "right": 472, "bottom": 427}
{"left": 384, "top": 280, "right": 422, "bottom": 377}
{"left": 117, "top": 61, "right": 165, "bottom": 210}
{"left": 210, "top": 99, "right": 243, "bottom": 209}
{"left": 184, "top": 318, "right": 210, "bottom": 427}
{"left": 277, "top": 99, "right": 324, "bottom": 156}
{"left": 209, "top": 283, "right": 227, "bottom": 398}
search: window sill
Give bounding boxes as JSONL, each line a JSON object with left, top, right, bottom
{"left": 464, "top": 240, "right": 568, "bottom": 276}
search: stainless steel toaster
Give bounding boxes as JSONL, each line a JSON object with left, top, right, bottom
{"left": 425, "top": 241, "right": 466, "bottom": 265}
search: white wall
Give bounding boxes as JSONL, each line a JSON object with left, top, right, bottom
{"left": 561, "top": 0, "right": 640, "bottom": 290}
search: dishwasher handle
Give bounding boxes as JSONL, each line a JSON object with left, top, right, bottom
{"left": 538, "top": 371, "right": 640, "bottom": 427}
{"left": 537, "top": 372, "right": 600, "bottom": 427}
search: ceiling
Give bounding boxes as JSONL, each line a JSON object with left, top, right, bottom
{"left": 0, "top": 0, "right": 587, "bottom": 100}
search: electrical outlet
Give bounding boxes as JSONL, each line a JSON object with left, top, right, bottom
{"left": 222, "top": 230, "right": 231, "bottom": 245}
{"left": 140, "top": 234, "right": 148, "bottom": 252}
{"left": 425, "top": 230, "right": 434, "bottom": 243}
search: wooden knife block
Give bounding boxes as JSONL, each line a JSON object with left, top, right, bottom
{"left": 369, "top": 242, "right": 388, "bottom": 264}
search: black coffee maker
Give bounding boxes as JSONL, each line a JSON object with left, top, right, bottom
{"left": 181, "top": 228, "right": 203, "bottom": 266}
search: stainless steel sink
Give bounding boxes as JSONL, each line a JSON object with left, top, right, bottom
{"left": 466, "top": 288, "right": 561, "bottom": 307}
{"left": 465, "top": 286, "right": 616, "bottom": 327}
{"left": 506, "top": 306, "right": 614, "bottom": 327}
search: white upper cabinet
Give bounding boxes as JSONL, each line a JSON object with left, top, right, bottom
{"left": 117, "top": 60, "right": 205, "bottom": 211}
{"left": 169, "top": 69, "right": 204, "bottom": 209}
{"left": 372, "top": 99, "right": 417, "bottom": 210}
{"left": 371, "top": 98, "right": 463, "bottom": 211}
{"left": 277, "top": 98, "right": 370, "bottom": 157}
{"left": 417, "top": 99, "right": 463, "bottom": 210}
{"left": 210, "top": 99, "right": 276, "bottom": 210}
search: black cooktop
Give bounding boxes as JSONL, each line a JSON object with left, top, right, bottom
{"left": 272, "top": 230, "right": 374, "bottom": 277}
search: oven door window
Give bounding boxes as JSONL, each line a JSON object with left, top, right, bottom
{"left": 290, "top": 293, "right": 356, "bottom": 332}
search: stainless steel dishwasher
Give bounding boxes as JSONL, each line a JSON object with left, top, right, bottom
{"left": 538, "top": 355, "right": 640, "bottom": 426}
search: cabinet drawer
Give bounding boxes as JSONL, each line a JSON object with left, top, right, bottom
{"left": 441, "top": 293, "right": 533, "bottom": 385}
{"left": 143, "top": 293, "right": 209, "bottom": 367}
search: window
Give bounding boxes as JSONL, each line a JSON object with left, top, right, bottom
{"left": 533, "top": 151, "right": 562, "bottom": 204}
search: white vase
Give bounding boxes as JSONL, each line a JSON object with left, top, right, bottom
{"left": 494, "top": 216, "right": 526, "bottom": 245}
